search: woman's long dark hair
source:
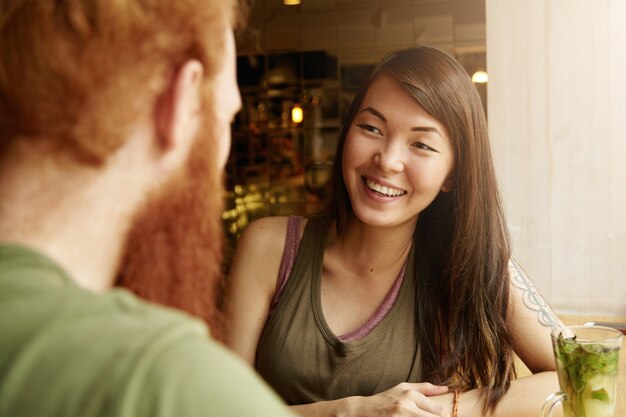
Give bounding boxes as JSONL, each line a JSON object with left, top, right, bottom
{"left": 328, "top": 46, "right": 514, "bottom": 413}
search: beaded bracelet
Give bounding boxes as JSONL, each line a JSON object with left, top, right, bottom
{"left": 452, "top": 389, "right": 460, "bottom": 417}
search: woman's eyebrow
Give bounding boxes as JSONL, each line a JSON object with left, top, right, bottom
{"left": 411, "top": 126, "right": 442, "bottom": 137}
{"left": 358, "top": 106, "right": 387, "bottom": 122}
{"left": 359, "top": 106, "right": 442, "bottom": 137}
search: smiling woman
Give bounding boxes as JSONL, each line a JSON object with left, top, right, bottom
{"left": 223, "top": 46, "right": 562, "bottom": 417}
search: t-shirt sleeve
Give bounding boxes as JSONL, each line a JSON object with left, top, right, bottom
{"left": 135, "top": 336, "right": 296, "bottom": 417}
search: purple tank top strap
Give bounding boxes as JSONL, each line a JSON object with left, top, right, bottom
{"left": 270, "top": 215, "right": 303, "bottom": 310}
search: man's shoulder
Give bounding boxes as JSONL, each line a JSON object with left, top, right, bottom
{"left": 0, "top": 241, "right": 209, "bottom": 370}
{"left": 139, "top": 336, "right": 295, "bottom": 416}
{"left": 76, "top": 288, "right": 295, "bottom": 416}
{"left": 0, "top": 245, "right": 294, "bottom": 417}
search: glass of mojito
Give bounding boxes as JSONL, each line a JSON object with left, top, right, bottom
{"left": 542, "top": 325, "right": 622, "bottom": 417}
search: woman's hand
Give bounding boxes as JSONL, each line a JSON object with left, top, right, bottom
{"left": 353, "top": 383, "right": 451, "bottom": 417}
{"left": 292, "top": 382, "right": 451, "bottom": 417}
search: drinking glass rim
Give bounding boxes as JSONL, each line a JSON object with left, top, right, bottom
{"left": 551, "top": 324, "right": 623, "bottom": 343}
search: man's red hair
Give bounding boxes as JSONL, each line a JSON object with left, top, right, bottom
{"left": 0, "top": 0, "right": 236, "bottom": 163}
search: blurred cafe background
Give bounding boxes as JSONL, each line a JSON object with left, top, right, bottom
{"left": 222, "top": 0, "right": 626, "bottom": 319}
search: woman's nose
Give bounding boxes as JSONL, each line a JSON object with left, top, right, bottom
{"left": 373, "top": 142, "right": 404, "bottom": 173}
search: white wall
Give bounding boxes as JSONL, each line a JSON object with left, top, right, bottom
{"left": 487, "top": 0, "right": 626, "bottom": 316}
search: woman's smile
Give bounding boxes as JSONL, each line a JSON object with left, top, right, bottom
{"left": 362, "top": 176, "right": 407, "bottom": 198}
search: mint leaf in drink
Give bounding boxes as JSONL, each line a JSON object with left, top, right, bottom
{"left": 590, "top": 388, "right": 610, "bottom": 403}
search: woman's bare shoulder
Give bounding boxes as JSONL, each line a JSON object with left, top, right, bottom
{"left": 238, "top": 216, "right": 289, "bottom": 247}
{"left": 230, "top": 216, "right": 296, "bottom": 277}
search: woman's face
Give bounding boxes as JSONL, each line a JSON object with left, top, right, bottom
{"left": 342, "top": 75, "right": 455, "bottom": 229}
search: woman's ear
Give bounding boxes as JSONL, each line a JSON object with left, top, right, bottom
{"left": 154, "top": 59, "right": 204, "bottom": 154}
{"left": 441, "top": 177, "right": 454, "bottom": 192}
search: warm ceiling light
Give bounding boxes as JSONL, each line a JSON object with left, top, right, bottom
{"left": 283, "top": 0, "right": 301, "bottom": 5}
{"left": 471, "top": 70, "right": 488, "bottom": 84}
{"left": 291, "top": 104, "right": 303, "bottom": 124}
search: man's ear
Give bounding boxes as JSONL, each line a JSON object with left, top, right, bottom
{"left": 154, "top": 59, "right": 204, "bottom": 154}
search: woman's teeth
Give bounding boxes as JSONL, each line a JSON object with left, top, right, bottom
{"left": 365, "top": 179, "right": 406, "bottom": 197}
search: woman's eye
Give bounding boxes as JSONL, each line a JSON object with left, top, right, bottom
{"left": 356, "top": 123, "right": 382, "bottom": 135}
{"left": 412, "top": 142, "right": 437, "bottom": 152}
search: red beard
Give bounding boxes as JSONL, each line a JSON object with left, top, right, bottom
{"left": 115, "top": 131, "right": 225, "bottom": 340}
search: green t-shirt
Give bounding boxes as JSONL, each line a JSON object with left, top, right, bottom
{"left": 0, "top": 243, "right": 295, "bottom": 417}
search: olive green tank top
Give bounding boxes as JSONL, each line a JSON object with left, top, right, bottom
{"left": 255, "top": 215, "right": 422, "bottom": 405}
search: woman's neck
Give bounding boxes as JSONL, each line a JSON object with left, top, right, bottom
{"left": 329, "top": 214, "right": 416, "bottom": 278}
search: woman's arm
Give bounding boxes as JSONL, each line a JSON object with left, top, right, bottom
{"left": 223, "top": 216, "right": 290, "bottom": 365}
{"left": 430, "top": 258, "right": 563, "bottom": 417}
{"left": 291, "top": 383, "right": 451, "bottom": 417}
{"left": 506, "top": 258, "right": 563, "bottom": 371}
{"left": 430, "top": 373, "right": 560, "bottom": 417}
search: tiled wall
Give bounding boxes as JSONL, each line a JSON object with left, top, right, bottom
{"left": 239, "top": 0, "right": 486, "bottom": 60}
